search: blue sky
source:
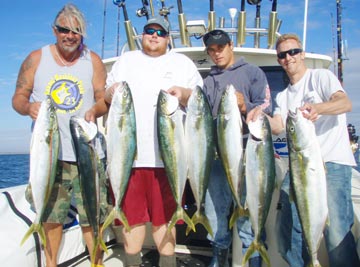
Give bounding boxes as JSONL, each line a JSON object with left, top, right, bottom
{"left": 1, "top": 0, "right": 359, "bottom": 154}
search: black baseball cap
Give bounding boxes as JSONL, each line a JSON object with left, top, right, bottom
{"left": 203, "top": 29, "right": 231, "bottom": 47}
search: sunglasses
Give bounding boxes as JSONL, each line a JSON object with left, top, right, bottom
{"left": 277, "top": 48, "right": 303, "bottom": 59}
{"left": 144, "top": 28, "right": 168, "bottom": 38}
{"left": 55, "top": 25, "right": 80, "bottom": 35}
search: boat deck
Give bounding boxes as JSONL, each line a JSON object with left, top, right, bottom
{"left": 72, "top": 168, "right": 360, "bottom": 267}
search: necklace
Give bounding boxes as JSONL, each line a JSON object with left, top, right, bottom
{"left": 54, "top": 45, "right": 77, "bottom": 67}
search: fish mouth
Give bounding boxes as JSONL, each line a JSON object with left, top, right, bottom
{"left": 70, "top": 116, "right": 98, "bottom": 141}
{"left": 287, "top": 109, "right": 299, "bottom": 122}
{"left": 159, "top": 90, "right": 179, "bottom": 115}
{"left": 248, "top": 114, "right": 264, "bottom": 140}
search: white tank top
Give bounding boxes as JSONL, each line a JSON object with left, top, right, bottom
{"left": 32, "top": 45, "right": 95, "bottom": 161}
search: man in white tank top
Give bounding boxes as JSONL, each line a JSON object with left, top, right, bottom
{"left": 12, "top": 4, "right": 109, "bottom": 267}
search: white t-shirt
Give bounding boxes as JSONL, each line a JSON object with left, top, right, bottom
{"left": 273, "top": 69, "right": 355, "bottom": 166}
{"left": 106, "top": 50, "right": 203, "bottom": 167}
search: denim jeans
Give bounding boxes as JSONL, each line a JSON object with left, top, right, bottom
{"left": 277, "top": 162, "right": 360, "bottom": 267}
{"left": 205, "top": 159, "right": 260, "bottom": 258}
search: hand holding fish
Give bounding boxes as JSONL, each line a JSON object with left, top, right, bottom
{"left": 167, "top": 86, "right": 192, "bottom": 107}
{"left": 300, "top": 103, "right": 318, "bottom": 122}
{"left": 84, "top": 108, "right": 97, "bottom": 122}
{"left": 245, "top": 105, "right": 263, "bottom": 124}
{"left": 104, "top": 82, "right": 120, "bottom": 104}
{"left": 235, "top": 90, "right": 246, "bottom": 114}
{"left": 28, "top": 102, "right": 42, "bottom": 120}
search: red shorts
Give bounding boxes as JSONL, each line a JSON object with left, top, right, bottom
{"left": 120, "top": 168, "right": 177, "bottom": 227}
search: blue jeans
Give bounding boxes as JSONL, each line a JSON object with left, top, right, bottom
{"left": 205, "top": 159, "right": 260, "bottom": 258}
{"left": 277, "top": 162, "right": 360, "bottom": 267}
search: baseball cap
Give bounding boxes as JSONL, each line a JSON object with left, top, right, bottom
{"left": 144, "top": 16, "right": 170, "bottom": 33}
{"left": 203, "top": 29, "right": 231, "bottom": 47}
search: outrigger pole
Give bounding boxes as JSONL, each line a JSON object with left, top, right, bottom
{"left": 113, "top": 0, "right": 136, "bottom": 51}
{"left": 236, "top": 0, "right": 246, "bottom": 47}
{"left": 247, "top": 0, "right": 262, "bottom": 48}
{"left": 336, "top": 0, "right": 344, "bottom": 84}
{"left": 177, "top": 0, "right": 190, "bottom": 46}
{"left": 101, "top": 0, "right": 107, "bottom": 59}
{"left": 267, "top": 0, "right": 278, "bottom": 49}
{"left": 159, "top": 0, "right": 175, "bottom": 48}
{"left": 208, "top": 0, "right": 216, "bottom": 31}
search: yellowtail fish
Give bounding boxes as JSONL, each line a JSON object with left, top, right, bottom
{"left": 216, "top": 84, "right": 247, "bottom": 229}
{"left": 157, "top": 89, "right": 195, "bottom": 233}
{"left": 286, "top": 108, "right": 328, "bottom": 267}
{"left": 102, "top": 82, "right": 136, "bottom": 233}
{"left": 21, "top": 99, "right": 59, "bottom": 247}
{"left": 242, "top": 114, "right": 275, "bottom": 266}
{"left": 185, "top": 86, "right": 214, "bottom": 237}
{"left": 70, "top": 116, "right": 108, "bottom": 261}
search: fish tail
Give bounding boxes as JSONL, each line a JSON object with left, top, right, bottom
{"left": 186, "top": 211, "right": 213, "bottom": 237}
{"left": 99, "top": 236, "right": 108, "bottom": 254}
{"left": 101, "top": 209, "right": 115, "bottom": 233}
{"left": 258, "top": 242, "right": 270, "bottom": 266}
{"left": 38, "top": 224, "right": 46, "bottom": 248}
{"left": 91, "top": 237, "right": 100, "bottom": 264}
{"left": 101, "top": 208, "right": 131, "bottom": 233}
{"left": 229, "top": 206, "right": 248, "bottom": 229}
{"left": 306, "top": 259, "right": 322, "bottom": 267}
{"left": 241, "top": 241, "right": 270, "bottom": 267}
{"left": 168, "top": 206, "right": 195, "bottom": 234}
{"left": 118, "top": 209, "right": 131, "bottom": 232}
{"left": 20, "top": 223, "right": 46, "bottom": 248}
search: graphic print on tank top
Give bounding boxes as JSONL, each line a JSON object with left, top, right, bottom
{"left": 45, "top": 73, "right": 84, "bottom": 113}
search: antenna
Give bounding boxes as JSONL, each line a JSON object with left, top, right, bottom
{"left": 337, "top": 0, "right": 344, "bottom": 83}
{"left": 330, "top": 12, "right": 337, "bottom": 74}
{"left": 302, "top": 0, "right": 308, "bottom": 51}
{"left": 101, "top": 0, "right": 107, "bottom": 59}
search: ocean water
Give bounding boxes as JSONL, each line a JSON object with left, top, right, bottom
{"left": 0, "top": 149, "right": 360, "bottom": 189}
{"left": 0, "top": 154, "right": 29, "bottom": 189}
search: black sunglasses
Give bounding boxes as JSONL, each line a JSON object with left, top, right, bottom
{"left": 144, "top": 28, "right": 168, "bottom": 38}
{"left": 277, "top": 48, "right": 303, "bottom": 59}
{"left": 55, "top": 25, "right": 80, "bottom": 35}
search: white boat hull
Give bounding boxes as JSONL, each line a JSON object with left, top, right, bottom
{"left": 1, "top": 167, "right": 360, "bottom": 266}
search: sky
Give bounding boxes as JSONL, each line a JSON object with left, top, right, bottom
{"left": 0, "top": 0, "right": 359, "bottom": 154}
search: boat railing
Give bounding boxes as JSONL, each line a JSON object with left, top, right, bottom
{"left": 114, "top": 0, "right": 282, "bottom": 54}
{"left": 120, "top": 24, "right": 282, "bottom": 54}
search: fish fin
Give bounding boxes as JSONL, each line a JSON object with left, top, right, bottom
{"left": 101, "top": 209, "right": 115, "bottom": 233}
{"left": 168, "top": 206, "right": 195, "bottom": 234}
{"left": 241, "top": 242, "right": 255, "bottom": 266}
{"left": 20, "top": 223, "right": 35, "bottom": 246}
{"left": 229, "top": 206, "right": 248, "bottom": 229}
{"left": 99, "top": 236, "right": 108, "bottom": 254}
{"left": 101, "top": 208, "right": 131, "bottom": 233}
{"left": 186, "top": 211, "right": 213, "bottom": 237}
{"left": 185, "top": 225, "right": 193, "bottom": 236}
{"left": 118, "top": 209, "right": 131, "bottom": 232}
{"left": 258, "top": 242, "right": 270, "bottom": 266}
{"left": 306, "top": 260, "right": 322, "bottom": 267}
{"left": 90, "top": 235, "right": 109, "bottom": 264}
{"left": 91, "top": 237, "right": 99, "bottom": 263}
{"left": 20, "top": 223, "right": 46, "bottom": 248}
{"left": 242, "top": 241, "right": 270, "bottom": 267}
{"left": 38, "top": 224, "right": 46, "bottom": 248}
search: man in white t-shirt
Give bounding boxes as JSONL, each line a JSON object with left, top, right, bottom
{"left": 105, "top": 16, "right": 203, "bottom": 267}
{"left": 248, "top": 33, "right": 359, "bottom": 266}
